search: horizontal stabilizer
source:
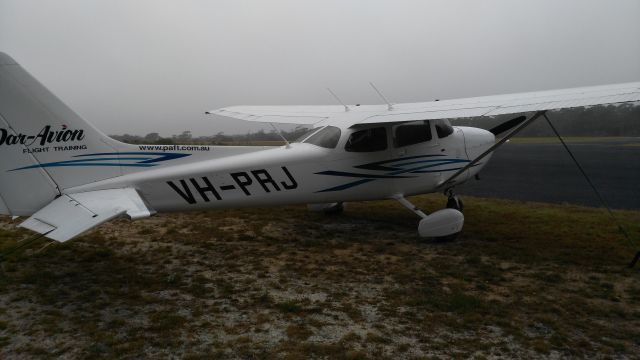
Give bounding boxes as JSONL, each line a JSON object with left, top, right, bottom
{"left": 19, "top": 188, "right": 153, "bottom": 242}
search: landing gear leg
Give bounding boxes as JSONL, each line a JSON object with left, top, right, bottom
{"left": 393, "top": 195, "right": 464, "bottom": 241}
{"left": 445, "top": 189, "right": 464, "bottom": 212}
{"left": 394, "top": 195, "right": 429, "bottom": 220}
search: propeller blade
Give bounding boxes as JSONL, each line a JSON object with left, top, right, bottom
{"left": 489, "top": 116, "right": 527, "bottom": 136}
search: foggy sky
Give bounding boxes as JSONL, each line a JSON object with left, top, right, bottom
{"left": 1, "top": 0, "right": 639, "bottom": 136}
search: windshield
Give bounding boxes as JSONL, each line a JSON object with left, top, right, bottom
{"left": 433, "top": 119, "right": 454, "bottom": 138}
{"left": 304, "top": 126, "right": 341, "bottom": 148}
{"left": 293, "top": 127, "right": 321, "bottom": 143}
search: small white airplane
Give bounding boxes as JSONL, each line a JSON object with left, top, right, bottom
{"left": 1, "top": 52, "right": 639, "bottom": 243}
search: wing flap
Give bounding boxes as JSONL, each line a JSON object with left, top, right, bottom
{"left": 208, "top": 105, "right": 346, "bottom": 125}
{"left": 19, "top": 188, "right": 153, "bottom": 242}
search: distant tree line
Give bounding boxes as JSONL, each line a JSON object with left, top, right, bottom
{"left": 110, "top": 127, "right": 312, "bottom": 145}
{"left": 111, "top": 104, "right": 639, "bottom": 144}
{"left": 453, "top": 103, "right": 640, "bottom": 137}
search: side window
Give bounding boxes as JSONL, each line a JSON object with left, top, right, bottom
{"left": 433, "top": 119, "right": 454, "bottom": 138}
{"left": 304, "top": 126, "right": 341, "bottom": 149}
{"left": 345, "top": 127, "right": 387, "bottom": 152}
{"left": 394, "top": 121, "right": 432, "bottom": 147}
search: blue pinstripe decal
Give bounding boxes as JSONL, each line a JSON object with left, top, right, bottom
{"left": 315, "top": 155, "right": 475, "bottom": 192}
{"left": 10, "top": 152, "right": 191, "bottom": 171}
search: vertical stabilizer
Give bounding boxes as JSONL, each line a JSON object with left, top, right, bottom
{"left": 0, "top": 52, "right": 128, "bottom": 215}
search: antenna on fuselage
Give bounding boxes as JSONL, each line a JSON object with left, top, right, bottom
{"left": 369, "top": 82, "right": 394, "bottom": 111}
{"left": 269, "top": 123, "right": 291, "bottom": 149}
{"left": 327, "top": 88, "right": 350, "bottom": 112}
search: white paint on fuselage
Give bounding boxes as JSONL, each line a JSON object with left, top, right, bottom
{"left": 66, "top": 123, "right": 494, "bottom": 214}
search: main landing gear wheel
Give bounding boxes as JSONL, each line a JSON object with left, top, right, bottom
{"left": 394, "top": 195, "right": 464, "bottom": 242}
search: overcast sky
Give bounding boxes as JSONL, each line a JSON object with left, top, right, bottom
{"left": 1, "top": 0, "right": 639, "bottom": 136}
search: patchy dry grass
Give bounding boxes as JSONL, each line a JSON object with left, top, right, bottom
{"left": 0, "top": 195, "right": 638, "bottom": 359}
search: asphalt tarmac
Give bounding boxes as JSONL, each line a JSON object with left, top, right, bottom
{"left": 458, "top": 138, "right": 640, "bottom": 210}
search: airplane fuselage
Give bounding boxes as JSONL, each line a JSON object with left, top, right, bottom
{"left": 67, "top": 124, "right": 494, "bottom": 213}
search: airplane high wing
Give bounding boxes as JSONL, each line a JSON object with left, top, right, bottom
{"left": 209, "top": 82, "right": 640, "bottom": 126}
{"left": 2, "top": 50, "right": 639, "bottom": 249}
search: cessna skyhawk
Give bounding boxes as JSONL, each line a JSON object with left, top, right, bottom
{"left": 0, "top": 52, "right": 638, "bottom": 242}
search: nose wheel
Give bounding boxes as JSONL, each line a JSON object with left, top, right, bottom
{"left": 393, "top": 195, "right": 464, "bottom": 241}
{"left": 445, "top": 189, "right": 464, "bottom": 212}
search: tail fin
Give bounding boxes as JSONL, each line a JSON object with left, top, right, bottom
{"left": 0, "top": 52, "right": 127, "bottom": 216}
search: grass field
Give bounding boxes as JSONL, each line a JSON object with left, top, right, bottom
{"left": 0, "top": 195, "right": 639, "bottom": 359}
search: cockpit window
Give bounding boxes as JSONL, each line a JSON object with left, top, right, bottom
{"left": 394, "top": 121, "right": 432, "bottom": 147}
{"left": 345, "top": 127, "right": 387, "bottom": 152}
{"left": 304, "top": 126, "right": 341, "bottom": 149}
{"left": 433, "top": 119, "right": 454, "bottom": 138}
{"left": 293, "top": 127, "right": 321, "bottom": 143}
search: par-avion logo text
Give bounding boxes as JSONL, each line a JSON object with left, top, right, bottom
{"left": 0, "top": 125, "right": 85, "bottom": 146}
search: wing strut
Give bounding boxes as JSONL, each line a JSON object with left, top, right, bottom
{"left": 437, "top": 110, "right": 547, "bottom": 189}
{"left": 438, "top": 109, "right": 638, "bottom": 267}
{"left": 541, "top": 113, "right": 639, "bottom": 268}
{"left": 393, "top": 194, "right": 428, "bottom": 219}
{"left": 268, "top": 123, "right": 291, "bottom": 148}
